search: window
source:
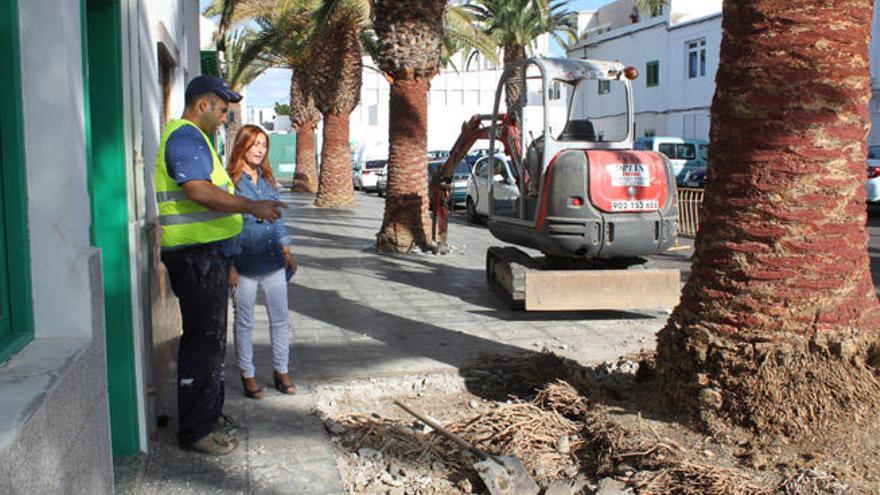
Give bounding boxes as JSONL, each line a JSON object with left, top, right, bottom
{"left": 598, "top": 80, "right": 610, "bottom": 95}
{"left": 158, "top": 45, "right": 175, "bottom": 134}
{"left": 476, "top": 160, "right": 489, "bottom": 179}
{"left": 549, "top": 81, "right": 562, "bottom": 100}
{"left": 698, "top": 144, "right": 709, "bottom": 161}
{"left": 646, "top": 61, "right": 659, "bottom": 87}
{"left": 687, "top": 39, "right": 707, "bottom": 78}
{"left": 658, "top": 143, "right": 676, "bottom": 158}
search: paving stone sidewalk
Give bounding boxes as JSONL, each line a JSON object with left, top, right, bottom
{"left": 115, "top": 191, "right": 692, "bottom": 494}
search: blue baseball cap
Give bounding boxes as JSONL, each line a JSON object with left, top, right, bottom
{"left": 185, "top": 75, "right": 242, "bottom": 103}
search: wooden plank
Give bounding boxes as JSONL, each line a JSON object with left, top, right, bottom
{"left": 524, "top": 269, "right": 680, "bottom": 311}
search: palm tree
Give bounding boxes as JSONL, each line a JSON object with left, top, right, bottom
{"left": 465, "top": 0, "right": 576, "bottom": 118}
{"left": 372, "top": 0, "right": 448, "bottom": 252}
{"left": 218, "top": 28, "right": 270, "bottom": 150}
{"left": 208, "top": 0, "right": 324, "bottom": 193}
{"left": 655, "top": 1, "right": 880, "bottom": 437}
{"left": 311, "top": 0, "right": 371, "bottom": 208}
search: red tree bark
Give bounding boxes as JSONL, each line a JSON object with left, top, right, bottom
{"left": 292, "top": 125, "right": 318, "bottom": 193}
{"left": 656, "top": 0, "right": 880, "bottom": 435}
{"left": 376, "top": 78, "right": 431, "bottom": 252}
{"left": 314, "top": 113, "right": 355, "bottom": 208}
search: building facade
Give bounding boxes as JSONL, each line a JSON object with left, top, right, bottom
{"left": 569, "top": 0, "right": 880, "bottom": 145}
{"left": 349, "top": 37, "right": 566, "bottom": 162}
{"left": 0, "top": 0, "right": 203, "bottom": 492}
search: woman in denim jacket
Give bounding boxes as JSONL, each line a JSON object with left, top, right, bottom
{"left": 227, "top": 125, "right": 297, "bottom": 398}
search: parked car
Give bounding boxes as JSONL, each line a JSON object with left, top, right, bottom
{"left": 680, "top": 164, "right": 707, "bottom": 188}
{"left": 464, "top": 148, "right": 491, "bottom": 167}
{"left": 427, "top": 159, "right": 471, "bottom": 208}
{"left": 634, "top": 136, "right": 708, "bottom": 181}
{"left": 868, "top": 145, "right": 880, "bottom": 202}
{"left": 354, "top": 159, "right": 387, "bottom": 191}
{"left": 466, "top": 155, "right": 519, "bottom": 223}
{"left": 427, "top": 149, "right": 450, "bottom": 161}
{"left": 376, "top": 167, "right": 387, "bottom": 197}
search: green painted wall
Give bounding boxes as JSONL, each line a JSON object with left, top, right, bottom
{"left": 83, "top": 0, "right": 140, "bottom": 456}
{"left": 269, "top": 133, "right": 297, "bottom": 180}
{"left": 0, "top": 0, "right": 34, "bottom": 364}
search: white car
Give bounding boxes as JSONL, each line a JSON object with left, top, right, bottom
{"left": 868, "top": 145, "right": 880, "bottom": 203}
{"left": 354, "top": 159, "right": 387, "bottom": 192}
{"left": 465, "top": 155, "right": 520, "bottom": 223}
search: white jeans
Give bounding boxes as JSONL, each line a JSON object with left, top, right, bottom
{"left": 232, "top": 268, "right": 290, "bottom": 378}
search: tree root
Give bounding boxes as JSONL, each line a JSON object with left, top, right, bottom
{"left": 657, "top": 327, "right": 880, "bottom": 437}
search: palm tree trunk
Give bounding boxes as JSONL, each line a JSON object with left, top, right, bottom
{"left": 376, "top": 78, "right": 431, "bottom": 252}
{"left": 226, "top": 101, "right": 243, "bottom": 155}
{"left": 290, "top": 68, "right": 321, "bottom": 193}
{"left": 503, "top": 44, "right": 526, "bottom": 118}
{"left": 656, "top": 0, "right": 880, "bottom": 436}
{"left": 292, "top": 123, "right": 318, "bottom": 192}
{"left": 314, "top": 112, "right": 355, "bottom": 208}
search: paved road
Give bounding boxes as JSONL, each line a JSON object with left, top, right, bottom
{"left": 116, "top": 191, "right": 878, "bottom": 494}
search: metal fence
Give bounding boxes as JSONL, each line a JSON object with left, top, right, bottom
{"left": 677, "top": 187, "right": 705, "bottom": 238}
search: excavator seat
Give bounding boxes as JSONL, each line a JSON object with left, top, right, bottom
{"left": 557, "top": 119, "right": 596, "bottom": 142}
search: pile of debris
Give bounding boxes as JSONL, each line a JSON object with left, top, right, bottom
{"left": 323, "top": 352, "right": 854, "bottom": 494}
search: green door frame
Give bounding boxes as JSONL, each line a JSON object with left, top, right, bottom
{"left": 82, "top": 0, "right": 140, "bottom": 456}
{"left": 0, "top": 0, "right": 35, "bottom": 364}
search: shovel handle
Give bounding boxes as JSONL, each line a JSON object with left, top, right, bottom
{"left": 393, "top": 400, "right": 485, "bottom": 458}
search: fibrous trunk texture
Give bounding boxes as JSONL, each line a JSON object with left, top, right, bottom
{"left": 226, "top": 101, "right": 242, "bottom": 157}
{"left": 311, "top": 25, "right": 362, "bottom": 207}
{"left": 290, "top": 68, "right": 320, "bottom": 193}
{"left": 293, "top": 126, "right": 318, "bottom": 193}
{"left": 376, "top": 78, "right": 431, "bottom": 252}
{"left": 314, "top": 112, "right": 355, "bottom": 208}
{"left": 656, "top": 0, "right": 880, "bottom": 436}
{"left": 503, "top": 44, "right": 526, "bottom": 118}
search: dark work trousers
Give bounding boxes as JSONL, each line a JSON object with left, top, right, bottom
{"left": 161, "top": 244, "right": 231, "bottom": 448}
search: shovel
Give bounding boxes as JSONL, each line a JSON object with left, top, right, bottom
{"left": 394, "top": 400, "right": 540, "bottom": 495}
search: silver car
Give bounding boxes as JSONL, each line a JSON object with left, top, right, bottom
{"left": 466, "top": 155, "right": 519, "bottom": 223}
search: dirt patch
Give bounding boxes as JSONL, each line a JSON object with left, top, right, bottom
{"left": 315, "top": 351, "right": 879, "bottom": 494}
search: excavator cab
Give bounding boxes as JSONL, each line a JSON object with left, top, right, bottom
{"left": 486, "top": 57, "right": 678, "bottom": 259}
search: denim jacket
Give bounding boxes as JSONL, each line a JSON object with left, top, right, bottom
{"left": 231, "top": 170, "right": 287, "bottom": 276}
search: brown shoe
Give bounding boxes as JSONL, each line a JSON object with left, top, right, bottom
{"left": 188, "top": 431, "right": 239, "bottom": 456}
{"left": 241, "top": 376, "right": 263, "bottom": 399}
{"left": 272, "top": 370, "right": 297, "bottom": 395}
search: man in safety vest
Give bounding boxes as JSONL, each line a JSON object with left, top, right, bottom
{"left": 157, "top": 76, "right": 284, "bottom": 455}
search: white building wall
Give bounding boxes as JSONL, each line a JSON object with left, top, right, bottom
{"left": 133, "top": 0, "right": 203, "bottom": 452}
{"left": 570, "top": 0, "right": 880, "bottom": 145}
{"left": 0, "top": 0, "right": 112, "bottom": 492}
{"left": 569, "top": 2, "right": 720, "bottom": 142}
{"left": 350, "top": 37, "right": 566, "bottom": 162}
{"left": 19, "top": 0, "right": 95, "bottom": 339}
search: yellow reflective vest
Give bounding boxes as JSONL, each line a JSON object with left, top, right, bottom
{"left": 155, "top": 119, "right": 243, "bottom": 248}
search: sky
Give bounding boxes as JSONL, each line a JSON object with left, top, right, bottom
{"left": 204, "top": 0, "right": 615, "bottom": 108}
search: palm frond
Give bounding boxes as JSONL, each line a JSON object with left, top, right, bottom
{"left": 442, "top": 4, "right": 499, "bottom": 68}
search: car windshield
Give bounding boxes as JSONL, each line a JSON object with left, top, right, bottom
{"left": 365, "top": 160, "right": 386, "bottom": 169}
{"left": 455, "top": 161, "right": 470, "bottom": 174}
{"left": 869, "top": 146, "right": 880, "bottom": 160}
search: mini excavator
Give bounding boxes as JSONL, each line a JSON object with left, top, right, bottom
{"left": 429, "top": 57, "right": 680, "bottom": 311}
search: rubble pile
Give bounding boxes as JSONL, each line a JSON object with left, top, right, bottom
{"left": 324, "top": 353, "right": 856, "bottom": 494}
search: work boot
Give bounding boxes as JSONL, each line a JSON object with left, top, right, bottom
{"left": 215, "top": 413, "right": 239, "bottom": 432}
{"left": 188, "top": 431, "right": 239, "bottom": 456}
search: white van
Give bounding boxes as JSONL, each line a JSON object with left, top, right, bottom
{"left": 633, "top": 136, "right": 709, "bottom": 180}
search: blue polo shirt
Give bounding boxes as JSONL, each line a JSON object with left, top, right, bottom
{"left": 163, "top": 125, "right": 240, "bottom": 256}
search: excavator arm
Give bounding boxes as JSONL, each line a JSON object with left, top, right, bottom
{"left": 430, "top": 114, "right": 520, "bottom": 251}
